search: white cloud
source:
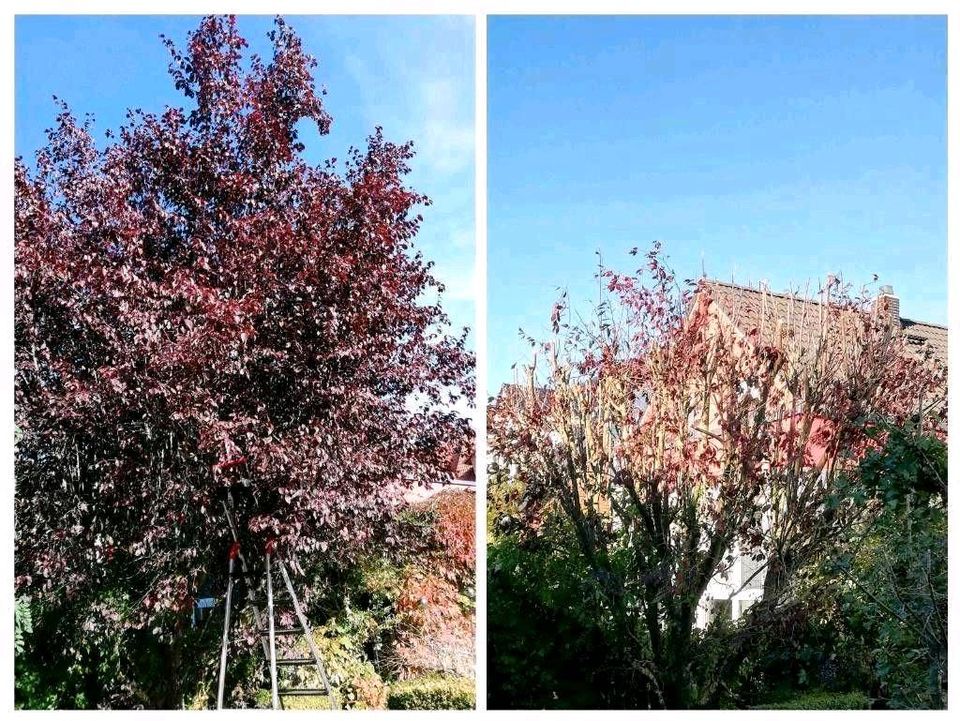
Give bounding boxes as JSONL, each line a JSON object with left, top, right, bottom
{"left": 417, "top": 77, "right": 474, "bottom": 177}
{"left": 437, "top": 258, "right": 476, "bottom": 304}
{"left": 329, "top": 17, "right": 475, "bottom": 343}
{"left": 337, "top": 19, "right": 474, "bottom": 185}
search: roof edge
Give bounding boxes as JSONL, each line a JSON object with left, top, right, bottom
{"left": 702, "top": 279, "right": 946, "bottom": 331}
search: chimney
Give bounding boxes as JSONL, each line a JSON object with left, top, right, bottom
{"left": 822, "top": 273, "right": 839, "bottom": 305}
{"left": 877, "top": 284, "right": 900, "bottom": 326}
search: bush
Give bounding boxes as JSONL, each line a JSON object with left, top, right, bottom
{"left": 487, "top": 519, "right": 653, "bottom": 709}
{"left": 836, "top": 424, "right": 947, "bottom": 709}
{"left": 385, "top": 491, "right": 475, "bottom": 680}
{"left": 726, "top": 585, "right": 874, "bottom": 707}
{"left": 14, "top": 590, "right": 226, "bottom": 709}
{"left": 387, "top": 674, "right": 475, "bottom": 710}
{"left": 300, "top": 627, "right": 386, "bottom": 709}
{"left": 751, "top": 690, "right": 870, "bottom": 710}
{"left": 388, "top": 570, "right": 474, "bottom": 679}
{"left": 419, "top": 490, "right": 476, "bottom": 584}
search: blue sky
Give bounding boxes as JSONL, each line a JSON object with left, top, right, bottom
{"left": 488, "top": 15, "right": 947, "bottom": 393}
{"left": 15, "top": 14, "right": 475, "bottom": 348}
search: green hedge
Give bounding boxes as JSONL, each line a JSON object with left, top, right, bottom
{"left": 387, "top": 675, "right": 475, "bottom": 710}
{"left": 752, "top": 690, "right": 870, "bottom": 710}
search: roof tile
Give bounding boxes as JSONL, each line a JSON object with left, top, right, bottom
{"left": 702, "top": 279, "right": 946, "bottom": 365}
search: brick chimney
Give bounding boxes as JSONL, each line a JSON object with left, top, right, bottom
{"left": 822, "top": 273, "right": 839, "bottom": 305}
{"left": 877, "top": 284, "right": 900, "bottom": 327}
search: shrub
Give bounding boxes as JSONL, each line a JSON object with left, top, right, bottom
{"left": 487, "top": 519, "right": 654, "bottom": 709}
{"left": 726, "top": 585, "right": 873, "bottom": 707}
{"left": 387, "top": 674, "right": 475, "bottom": 710}
{"left": 836, "top": 424, "right": 947, "bottom": 709}
{"left": 426, "top": 491, "right": 476, "bottom": 582}
{"left": 384, "top": 490, "right": 476, "bottom": 680}
{"left": 15, "top": 589, "right": 226, "bottom": 709}
{"left": 388, "top": 570, "right": 474, "bottom": 679}
{"left": 401, "top": 490, "right": 476, "bottom": 589}
{"left": 307, "top": 627, "right": 387, "bottom": 709}
{"left": 14, "top": 597, "right": 32, "bottom": 656}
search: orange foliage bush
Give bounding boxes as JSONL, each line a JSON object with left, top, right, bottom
{"left": 391, "top": 570, "right": 474, "bottom": 679}
{"left": 422, "top": 490, "right": 475, "bottom": 583}
{"left": 386, "top": 489, "right": 475, "bottom": 679}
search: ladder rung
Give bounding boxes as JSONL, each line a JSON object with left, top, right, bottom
{"left": 278, "top": 688, "right": 329, "bottom": 696}
{"left": 261, "top": 627, "right": 301, "bottom": 636}
{"left": 276, "top": 657, "right": 315, "bottom": 666}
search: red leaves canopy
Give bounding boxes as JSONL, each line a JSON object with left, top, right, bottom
{"left": 15, "top": 16, "right": 473, "bottom": 625}
{"left": 489, "top": 245, "right": 944, "bottom": 606}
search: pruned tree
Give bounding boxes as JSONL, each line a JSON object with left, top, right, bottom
{"left": 488, "top": 244, "right": 943, "bottom": 707}
{"left": 15, "top": 15, "right": 474, "bottom": 639}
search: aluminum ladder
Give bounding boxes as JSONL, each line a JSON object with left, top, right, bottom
{"left": 216, "top": 492, "right": 338, "bottom": 710}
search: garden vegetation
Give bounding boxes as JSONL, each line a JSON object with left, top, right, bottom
{"left": 488, "top": 246, "right": 945, "bottom": 709}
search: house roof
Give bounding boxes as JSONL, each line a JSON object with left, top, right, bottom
{"left": 492, "top": 281, "right": 946, "bottom": 410}
{"left": 899, "top": 319, "right": 948, "bottom": 364}
{"left": 701, "top": 279, "right": 947, "bottom": 366}
{"left": 442, "top": 437, "right": 476, "bottom": 484}
{"left": 448, "top": 450, "right": 476, "bottom": 483}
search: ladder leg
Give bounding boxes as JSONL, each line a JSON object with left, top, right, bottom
{"left": 216, "top": 557, "right": 235, "bottom": 710}
{"left": 265, "top": 552, "right": 280, "bottom": 710}
{"left": 222, "top": 496, "right": 270, "bottom": 661}
{"left": 279, "top": 562, "right": 339, "bottom": 710}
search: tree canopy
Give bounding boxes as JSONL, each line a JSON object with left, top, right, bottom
{"left": 15, "top": 15, "right": 474, "bottom": 630}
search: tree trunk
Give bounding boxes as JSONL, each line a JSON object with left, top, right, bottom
{"left": 154, "top": 636, "right": 184, "bottom": 709}
{"left": 655, "top": 601, "right": 696, "bottom": 709}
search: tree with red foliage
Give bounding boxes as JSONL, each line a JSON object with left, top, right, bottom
{"left": 489, "top": 244, "right": 943, "bottom": 707}
{"left": 15, "top": 15, "right": 473, "bottom": 635}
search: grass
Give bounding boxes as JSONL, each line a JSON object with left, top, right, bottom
{"left": 751, "top": 689, "right": 871, "bottom": 710}
{"left": 254, "top": 689, "right": 335, "bottom": 710}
